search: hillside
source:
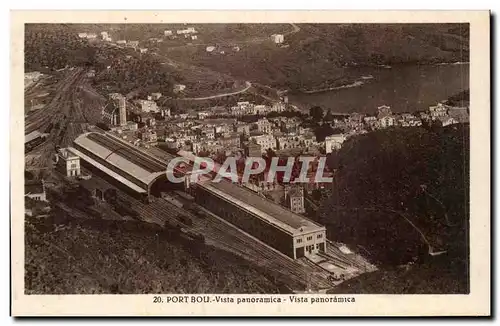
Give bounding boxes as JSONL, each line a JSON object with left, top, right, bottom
{"left": 25, "top": 213, "right": 284, "bottom": 294}
{"left": 320, "top": 124, "right": 469, "bottom": 293}
{"left": 165, "top": 23, "right": 469, "bottom": 91}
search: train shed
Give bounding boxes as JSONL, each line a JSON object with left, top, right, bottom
{"left": 195, "top": 179, "right": 327, "bottom": 259}
{"left": 71, "top": 132, "right": 168, "bottom": 200}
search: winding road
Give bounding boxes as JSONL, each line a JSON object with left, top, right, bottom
{"left": 179, "top": 81, "right": 252, "bottom": 101}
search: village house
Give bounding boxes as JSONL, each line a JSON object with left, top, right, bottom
{"left": 55, "top": 147, "right": 81, "bottom": 177}
{"left": 126, "top": 41, "right": 139, "bottom": 49}
{"left": 277, "top": 134, "right": 302, "bottom": 150}
{"left": 254, "top": 105, "right": 270, "bottom": 115}
{"left": 271, "top": 102, "right": 286, "bottom": 113}
{"left": 197, "top": 111, "right": 213, "bottom": 120}
{"left": 214, "top": 123, "right": 234, "bottom": 137}
{"left": 234, "top": 122, "right": 251, "bottom": 136}
{"left": 25, "top": 180, "right": 47, "bottom": 202}
{"left": 229, "top": 101, "right": 255, "bottom": 116}
{"left": 177, "top": 27, "right": 197, "bottom": 34}
{"left": 249, "top": 134, "right": 277, "bottom": 153}
{"left": 245, "top": 140, "right": 263, "bottom": 157}
{"left": 164, "top": 30, "right": 173, "bottom": 36}
{"left": 363, "top": 116, "right": 378, "bottom": 129}
{"left": 377, "top": 105, "right": 393, "bottom": 118}
{"left": 429, "top": 103, "right": 449, "bottom": 119}
{"left": 325, "top": 134, "right": 346, "bottom": 153}
{"left": 379, "top": 115, "right": 396, "bottom": 129}
{"left": 436, "top": 116, "right": 459, "bottom": 127}
{"left": 279, "top": 117, "right": 301, "bottom": 133}
{"left": 219, "top": 134, "right": 241, "bottom": 149}
{"left": 256, "top": 118, "right": 274, "bottom": 134}
{"left": 160, "top": 108, "right": 171, "bottom": 119}
{"left": 201, "top": 127, "right": 216, "bottom": 140}
{"left": 139, "top": 129, "right": 158, "bottom": 144}
{"left": 285, "top": 186, "right": 305, "bottom": 214}
{"left": 134, "top": 99, "right": 159, "bottom": 113}
{"left": 173, "top": 84, "right": 186, "bottom": 93}
{"left": 271, "top": 34, "right": 285, "bottom": 44}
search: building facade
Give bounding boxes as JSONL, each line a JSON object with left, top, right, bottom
{"left": 56, "top": 147, "right": 81, "bottom": 177}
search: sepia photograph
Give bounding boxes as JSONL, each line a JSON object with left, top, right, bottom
{"left": 11, "top": 10, "right": 490, "bottom": 316}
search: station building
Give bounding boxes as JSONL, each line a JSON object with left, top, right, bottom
{"left": 193, "top": 179, "right": 326, "bottom": 259}
{"left": 70, "top": 132, "right": 168, "bottom": 201}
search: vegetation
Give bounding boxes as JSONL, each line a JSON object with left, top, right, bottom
{"left": 25, "top": 212, "right": 284, "bottom": 294}
{"left": 166, "top": 23, "right": 469, "bottom": 91}
{"left": 320, "top": 124, "right": 469, "bottom": 293}
{"left": 25, "top": 24, "right": 97, "bottom": 71}
{"left": 445, "top": 89, "right": 470, "bottom": 107}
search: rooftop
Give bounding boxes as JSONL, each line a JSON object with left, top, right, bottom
{"left": 25, "top": 130, "right": 46, "bottom": 144}
{"left": 73, "top": 132, "right": 166, "bottom": 187}
{"left": 201, "top": 179, "right": 325, "bottom": 236}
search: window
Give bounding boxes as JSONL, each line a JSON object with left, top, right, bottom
{"left": 71, "top": 163, "right": 77, "bottom": 169}
{"left": 317, "top": 234, "right": 323, "bottom": 239}
{"left": 296, "top": 238, "right": 302, "bottom": 244}
{"left": 307, "top": 236, "right": 312, "bottom": 241}
{"left": 316, "top": 244, "right": 319, "bottom": 249}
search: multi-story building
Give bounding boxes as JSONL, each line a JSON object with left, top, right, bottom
{"left": 249, "top": 134, "right": 277, "bottom": 153}
{"left": 379, "top": 115, "right": 396, "bottom": 129}
{"left": 103, "top": 93, "right": 127, "bottom": 126}
{"left": 134, "top": 99, "right": 159, "bottom": 113}
{"left": 256, "top": 118, "right": 274, "bottom": 134}
{"left": 271, "top": 34, "right": 285, "bottom": 44}
{"left": 173, "top": 84, "right": 186, "bottom": 93}
{"left": 201, "top": 127, "right": 216, "bottom": 140}
{"left": 429, "top": 103, "right": 449, "bottom": 119}
{"left": 234, "top": 122, "right": 251, "bottom": 136}
{"left": 377, "top": 105, "right": 392, "bottom": 118}
{"left": 55, "top": 147, "right": 81, "bottom": 177}
{"left": 277, "top": 135, "right": 302, "bottom": 150}
{"left": 245, "top": 140, "right": 262, "bottom": 157}
{"left": 325, "top": 134, "right": 346, "bottom": 153}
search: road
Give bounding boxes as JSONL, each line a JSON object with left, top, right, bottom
{"left": 179, "top": 81, "right": 252, "bottom": 101}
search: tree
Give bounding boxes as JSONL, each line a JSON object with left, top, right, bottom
{"left": 309, "top": 106, "right": 324, "bottom": 122}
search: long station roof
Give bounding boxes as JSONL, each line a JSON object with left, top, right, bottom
{"left": 73, "top": 132, "right": 166, "bottom": 191}
{"left": 200, "top": 179, "right": 325, "bottom": 236}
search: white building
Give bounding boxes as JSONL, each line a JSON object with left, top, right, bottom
{"left": 206, "top": 46, "right": 216, "bottom": 52}
{"left": 325, "top": 134, "right": 346, "bottom": 153}
{"left": 249, "top": 134, "right": 277, "bottom": 153}
{"left": 271, "top": 34, "right": 284, "bottom": 44}
{"left": 25, "top": 181, "right": 47, "bottom": 202}
{"left": 379, "top": 115, "right": 396, "bottom": 129}
{"left": 56, "top": 147, "right": 81, "bottom": 177}
{"left": 429, "top": 103, "right": 450, "bottom": 119}
{"left": 134, "top": 100, "right": 159, "bottom": 113}
{"left": 173, "top": 84, "right": 186, "bottom": 93}
{"left": 177, "top": 27, "right": 197, "bottom": 35}
{"left": 164, "top": 30, "right": 173, "bottom": 36}
{"left": 116, "top": 40, "right": 127, "bottom": 45}
{"left": 256, "top": 118, "right": 274, "bottom": 134}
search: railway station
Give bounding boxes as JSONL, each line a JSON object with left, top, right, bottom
{"left": 195, "top": 179, "right": 327, "bottom": 259}
{"left": 67, "top": 131, "right": 327, "bottom": 260}
{"left": 70, "top": 132, "right": 169, "bottom": 201}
